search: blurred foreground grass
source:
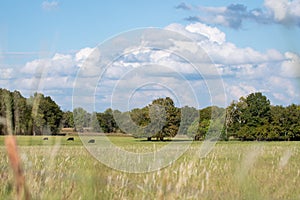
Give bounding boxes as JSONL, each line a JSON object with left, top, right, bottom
{"left": 0, "top": 136, "right": 299, "bottom": 199}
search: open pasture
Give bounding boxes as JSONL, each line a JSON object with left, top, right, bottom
{"left": 1, "top": 136, "right": 300, "bottom": 199}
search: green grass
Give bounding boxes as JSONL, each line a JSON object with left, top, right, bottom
{"left": 0, "top": 135, "right": 84, "bottom": 146}
{"left": 1, "top": 136, "right": 300, "bottom": 199}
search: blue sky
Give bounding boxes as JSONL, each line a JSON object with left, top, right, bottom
{"left": 1, "top": 0, "right": 300, "bottom": 111}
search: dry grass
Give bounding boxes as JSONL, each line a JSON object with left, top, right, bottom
{"left": 1, "top": 136, "right": 300, "bottom": 199}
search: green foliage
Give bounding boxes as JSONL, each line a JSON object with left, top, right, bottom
{"left": 226, "top": 92, "right": 300, "bottom": 141}
{"left": 129, "top": 97, "right": 181, "bottom": 140}
{"left": 29, "top": 93, "right": 63, "bottom": 135}
{"left": 61, "top": 111, "right": 74, "bottom": 128}
{"left": 130, "top": 107, "right": 150, "bottom": 127}
{"left": 0, "top": 89, "right": 62, "bottom": 135}
{"left": 96, "top": 108, "right": 118, "bottom": 133}
{"left": 1, "top": 88, "right": 300, "bottom": 141}
{"left": 149, "top": 97, "right": 180, "bottom": 140}
{"left": 188, "top": 106, "right": 225, "bottom": 141}
{"left": 90, "top": 112, "right": 101, "bottom": 132}
{"left": 178, "top": 106, "right": 198, "bottom": 135}
{"left": 73, "top": 107, "right": 90, "bottom": 131}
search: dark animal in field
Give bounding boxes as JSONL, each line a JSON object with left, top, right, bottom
{"left": 88, "top": 139, "right": 95, "bottom": 143}
{"left": 67, "top": 137, "right": 74, "bottom": 141}
{"left": 43, "top": 137, "right": 48, "bottom": 140}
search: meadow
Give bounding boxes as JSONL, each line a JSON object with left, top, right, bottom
{"left": 1, "top": 136, "right": 300, "bottom": 199}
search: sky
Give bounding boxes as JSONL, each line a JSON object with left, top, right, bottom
{"left": 0, "top": 0, "right": 300, "bottom": 111}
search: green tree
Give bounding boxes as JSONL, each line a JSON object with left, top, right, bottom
{"left": 61, "top": 111, "right": 74, "bottom": 128}
{"left": 188, "top": 106, "right": 225, "bottom": 141}
{"left": 226, "top": 92, "right": 271, "bottom": 141}
{"left": 130, "top": 97, "right": 180, "bottom": 140}
{"left": 41, "top": 96, "right": 63, "bottom": 134}
{"left": 0, "top": 89, "right": 14, "bottom": 135}
{"left": 12, "top": 90, "right": 31, "bottom": 135}
{"left": 0, "top": 89, "right": 32, "bottom": 135}
{"left": 130, "top": 107, "right": 150, "bottom": 127}
{"left": 96, "top": 108, "right": 118, "bottom": 133}
{"left": 226, "top": 99, "right": 245, "bottom": 139}
{"left": 244, "top": 92, "right": 271, "bottom": 127}
{"left": 270, "top": 105, "right": 286, "bottom": 140}
{"left": 29, "top": 93, "right": 63, "bottom": 135}
{"left": 285, "top": 104, "right": 300, "bottom": 140}
{"left": 178, "top": 106, "right": 198, "bottom": 135}
{"left": 148, "top": 97, "right": 180, "bottom": 141}
{"left": 90, "top": 112, "right": 101, "bottom": 132}
{"left": 73, "top": 107, "right": 88, "bottom": 132}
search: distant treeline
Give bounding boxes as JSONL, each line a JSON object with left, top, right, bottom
{"left": 0, "top": 88, "right": 299, "bottom": 141}
{"left": 0, "top": 89, "right": 62, "bottom": 135}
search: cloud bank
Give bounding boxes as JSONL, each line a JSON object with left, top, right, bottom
{"left": 1, "top": 22, "right": 299, "bottom": 111}
{"left": 176, "top": 0, "right": 300, "bottom": 29}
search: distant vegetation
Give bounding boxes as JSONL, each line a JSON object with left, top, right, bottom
{"left": 0, "top": 88, "right": 299, "bottom": 141}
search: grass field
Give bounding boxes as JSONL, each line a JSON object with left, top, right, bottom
{"left": 1, "top": 136, "right": 300, "bottom": 199}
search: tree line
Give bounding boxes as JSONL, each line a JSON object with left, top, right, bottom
{"left": 0, "top": 89, "right": 62, "bottom": 135}
{"left": 0, "top": 88, "right": 299, "bottom": 141}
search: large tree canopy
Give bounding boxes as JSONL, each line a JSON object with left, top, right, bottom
{"left": 225, "top": 92, "right": 299, "bottom": 141}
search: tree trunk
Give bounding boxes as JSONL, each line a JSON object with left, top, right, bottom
{"left": 147, "top": 137, "right": 151, "bottom": 141}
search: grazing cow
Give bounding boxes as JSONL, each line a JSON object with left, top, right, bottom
{"left": 67, "top": 137, "right": 74, "bottom": 141}
{"left": 43, "top": 137, "right": 48, "bottom": 140}
{"left": 88, "top": 139, "right": 95, "bottom": 143}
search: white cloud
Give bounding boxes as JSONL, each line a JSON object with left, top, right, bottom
{"left": 0, "top": 68, "right": 13, "bottom": 79}
{"left": 185, "top": 23, "right": 226, "bottom": 44}
{"left": 52, "top": 53, "right": 75, "bottom": 74}
{"left": 15, "top": 76, "right": 74, "bottom": 91}
{"left": 177, "top": 0, "right": 300, "bottom": 28}
{"left": 266, "top": 76, "right": 299, "bottom": 105}
{"left": 165, "top": 23, "right": 207, "bottom": 42}
{"left": 226, "top": 83, "right": 257, "bottom": 100}
{"left": 21, "top": 53, "right": 76, "bottom": 76}
{"left": 281, "top": 52, "right": 300, "bottom": 77}
{"left": 22, "top": 58, "right": 50, "bottom": 74}
{"left": 234, "top": 63, "right": 273, "bottom": 79}
{"left": 75, "top": 47, "right": 95, "bottom": 66}
{"left": 167, "top": 23, "right": 284, "bottom": 67}
{"left": 92, "top": 23, "right": 298, "bottom": 108}
{"left": 42, "top": 1, "right": 59, "bottom": 11}
{"left": 265, "top": 0, "right": 300, "bottom": 25}
{"left": 5, "top": 22, "right": 299, "bottom": 111}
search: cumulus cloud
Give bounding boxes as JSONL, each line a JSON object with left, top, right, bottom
{"left": 185, "top": 23, "right": 226, "bottom": 44}
{"left": 167, "top": 23, "right": 284, "bottom": 66}
{"left": 6, "top": 22, "right": 299, "bottom": 110}
{"left": 281, "top": 52, "right": 300, "bottom": 77}
{"left": 96, "top": 23, "right": 298, "bottom": 107}
{"left": 264, "top": 0, "right": 300, "bottom": 26}
{"left": 15, "top": 76, "right": 74, "bottom": 90}
{"left": 17, "top": 50, "right": 85, "bottom": 97}
{"left": 165, "top": 22, "right": 299, "bottom": 105}
{"left": 176, "top": 0, "right": 300, "bottom": 28}
{"left": 0, "top": 68, "right": 13, "bottom": 79}
{"left": 267, "top": 76, "right": 299, "bottom": 103}
{"left": 226, "top": 83, "right": 257, "bottom": 100}
{"left": 75, "top": 47, "right": 95, "bottom": 67}
{"left": 21, "top": 53, "right": 76, "bottom": 76}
